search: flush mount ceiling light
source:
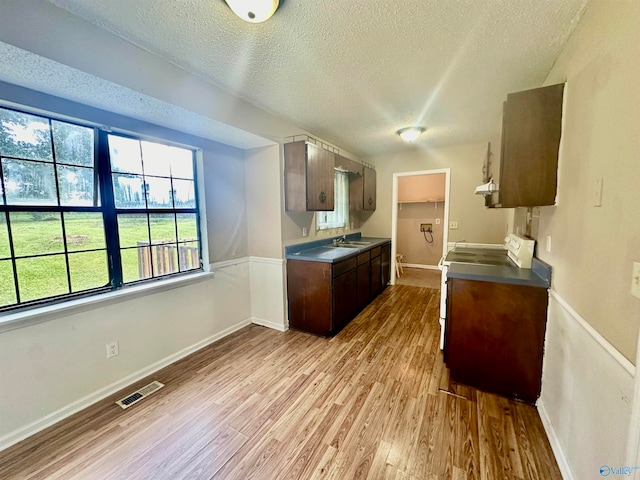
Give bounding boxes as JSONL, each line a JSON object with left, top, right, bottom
{"left": 224, "top": 0, "right": 280, "bottom": 23}
{"left": 397, "top": 126, "right": 426, "bottom": 143}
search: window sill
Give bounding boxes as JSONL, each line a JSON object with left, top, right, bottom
{"left": 0, "top": 271, "right": 215, "bottom": 334}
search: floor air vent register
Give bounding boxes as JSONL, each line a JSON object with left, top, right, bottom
{"left": 115, "top": 381, "right": 165, "bottom": 409}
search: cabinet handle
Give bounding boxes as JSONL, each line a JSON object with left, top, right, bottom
{"left": 319, "top": 191, "right": 326, "bottom": 203}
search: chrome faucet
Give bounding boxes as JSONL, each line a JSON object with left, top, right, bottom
{"left": 332, "top": 235, "right": 347, "bottom": 246}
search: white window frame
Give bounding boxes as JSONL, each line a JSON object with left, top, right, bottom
{"left": 316, "top": 170, "right": 349, "bottom": 230}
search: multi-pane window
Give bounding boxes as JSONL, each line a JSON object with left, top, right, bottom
{"left": 316, "top": 170, "right": 349, "bottom": 230}
{"left": 0, "top": 106, "right": 202, "bottom": 312}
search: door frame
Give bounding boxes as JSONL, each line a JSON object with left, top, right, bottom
{"left": 390, "top": 168, "right": 451, "bottom": 286}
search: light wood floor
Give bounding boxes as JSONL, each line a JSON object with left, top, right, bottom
{"left": 395, "top": 268, "right": 442, "bottom": 289}
{"left": 0, "top": 285, "right": 561, "bottom": 480}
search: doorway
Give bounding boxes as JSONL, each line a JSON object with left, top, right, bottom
{"left": 390, "top": 169, "right": 451, "bottom": 286}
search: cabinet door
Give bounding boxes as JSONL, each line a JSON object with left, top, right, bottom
{"left": 349, "top": 172, "right": 364, "bottom": 211}
{"left": 287, "top": 260, "right": 332, "bottom": 336}
{"left": 356, "top": 262, "right": 370, "bottom": 310}
{"left": 363, "top": 166, "right": 376, "bottom": 211}
{"left": 446, "top": 278, "right": 548, "bottom": 403}
{"left": 333, "top": 269, "right": 357, "bottom": 332}
{"left": 499, "top": 83, "right": 564, "bottom": 207}
{"left": 380, "top": 243, "right": 391, "bottom": 288}
{"left": 307, "top": 144, "right": 335, "bottom": 211}
{"left": 370, "top": 255, "right": 381, "bottom": 296}
{"left": 284, "top": 141, "right": 307, "bottom": 212}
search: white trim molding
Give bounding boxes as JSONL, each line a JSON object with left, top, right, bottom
{"left": 210, "top": 256, "right": 250, "bottom": 270}
{"left": 251, "top": 316, "right": 288, "bottom": 332}
{"left": 538, "top": 289, "right": 635, "bottom": 480}
{"left": 549, "top": 290, "right": 634, "bottom": 376}
{"left": 391, "top": 169, "right": 451, "bottom": 286}
{"left": 402, "top": 263, "right": 441, "bottom": 270}
{"left": 0, "top": 271, "right": 214, "bottom": 334}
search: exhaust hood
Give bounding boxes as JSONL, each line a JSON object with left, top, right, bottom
{"left": 474, "top": 179, "right": 499, "bottom": 195}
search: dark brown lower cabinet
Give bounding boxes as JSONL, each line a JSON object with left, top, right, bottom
{"left": 286, "top": 260, "right": 332, "bottom": 336}
{"left": 381, "top": 243, "right": 391, "bottom": 290}
{"left": 356, "top": 252, "right": 371, "bottom": 310}
{"left": 333, "top": 268, "right": 357, "bottom": 332}
{"left": 287, "top": 241, "right": 391, "bottom": 336}
{"left": 444, "top": 277, "right": 548, "bottom": 403}
{"left": 370, "top": 249, "right": 381, "bottom": 296}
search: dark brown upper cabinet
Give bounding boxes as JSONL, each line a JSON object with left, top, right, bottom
{"left": 349, "top": 165, "right": 376, "bottom": 212}
{"left": 493, "top": 83, "right": 564, "bottom": 208}
{"left": 284, "top": 140, "right": 335, "bottom": 212}
{"left": 363, "top": 166, "right": 376, "bottom": 210}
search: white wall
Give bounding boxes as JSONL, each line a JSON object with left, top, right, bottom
{"left": 204, "top": 144, "right": 249, "bottom": 262}
{"left": 245, "top": 145, "right": 288, "bottom": 331}
{"left": 0, "top": 0, "right": 353, "bottom": 451}
{"left": 245, "top": 145, "right": 284, "bottom": 259}
{"left": 536, "top": 0, "right": 640, "bottom": 364}
{"left": 361, "top": 142, "right": 509, "bottom": 243}
{"left": 397, "top": 202, "right": 444, "bottom": 266}
{"left": 532, "top": 1, "right": 640, "bottom": 478}
{"left": 0, "top": 264, "right": 252, "bottom": 448}
{"left": 539, "top": 292, "right": 634, "bottom": 480}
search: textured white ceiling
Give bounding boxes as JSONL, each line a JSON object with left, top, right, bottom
{"left": 0, "top": 42, "right": 274, "bottom": 150}
{"left": 46, "top": 0, "right": 588, "bottom": 157}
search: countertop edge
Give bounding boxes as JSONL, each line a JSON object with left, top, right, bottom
{"left": 447, "top": 261, "right": 551, "bottom": 289}
{"left": 285, "top": 236, "right": 391, "bottom": 264}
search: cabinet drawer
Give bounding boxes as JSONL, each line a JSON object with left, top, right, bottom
{"left": 357, "top": 251, "right": 370, "bottom": 266}
{"left": 333, "top": 257, "right": 357, "bottom": 277}
{"left": 370, "top": 246, "right": 381, "bottom": 258}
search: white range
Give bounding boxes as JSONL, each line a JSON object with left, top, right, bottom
{"left": 437, "top": 233, "right": 536, "bottom": 350}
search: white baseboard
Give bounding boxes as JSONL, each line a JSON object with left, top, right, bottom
{"left": 538, "top": 290, "right": 635, "bottom": 480}
{"left": 252, "top": 316, "right": 288, "bottom": 332}
{"left": 538, "top": 399, "right": 575, "bottom": 480}
{"left": 0, "top": 317, "right": 253, "bottom": 452}
{"left": 402, "top": 263, "right": 440, "bottom": 270}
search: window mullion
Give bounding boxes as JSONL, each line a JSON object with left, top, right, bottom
{"left": 4, "top": 211, "right": 21, "bottom": 304}
{"left": 97, "top": 129, "right": 123, "bottom": 288}
{"left": 49, "top": 119, "right": 73, "bottom": 295}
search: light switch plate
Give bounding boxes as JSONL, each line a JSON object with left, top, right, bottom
{"left": 546, "top": 235, "right": 552, "bottom": 253}
{"left": 632, "top": 262, "right": 640, "bottom": 300}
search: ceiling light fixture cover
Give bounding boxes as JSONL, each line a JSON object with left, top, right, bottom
{"left": 397, "top": 127, "right": 426, "bottom": 142}
{"left": 225, "top": 0, "right": 280, "bottom": 23}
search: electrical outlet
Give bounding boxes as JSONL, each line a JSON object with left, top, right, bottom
{"left": 632, "top": 262, "right": 640, "bottom": 300}
{"left": 302, "top": 227, "right": 308, "bottom": 237}
{"left": 106, "top": 341, "right": 119, "bottom": 358}
{"left": 449, "top": 221, "right": 459, "bottom": 230}
{"left": 435, "top": 218, "right": 441, "bottom": 225}
{"left": 546, "top": 235, "right": 552, "bottom": 253}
